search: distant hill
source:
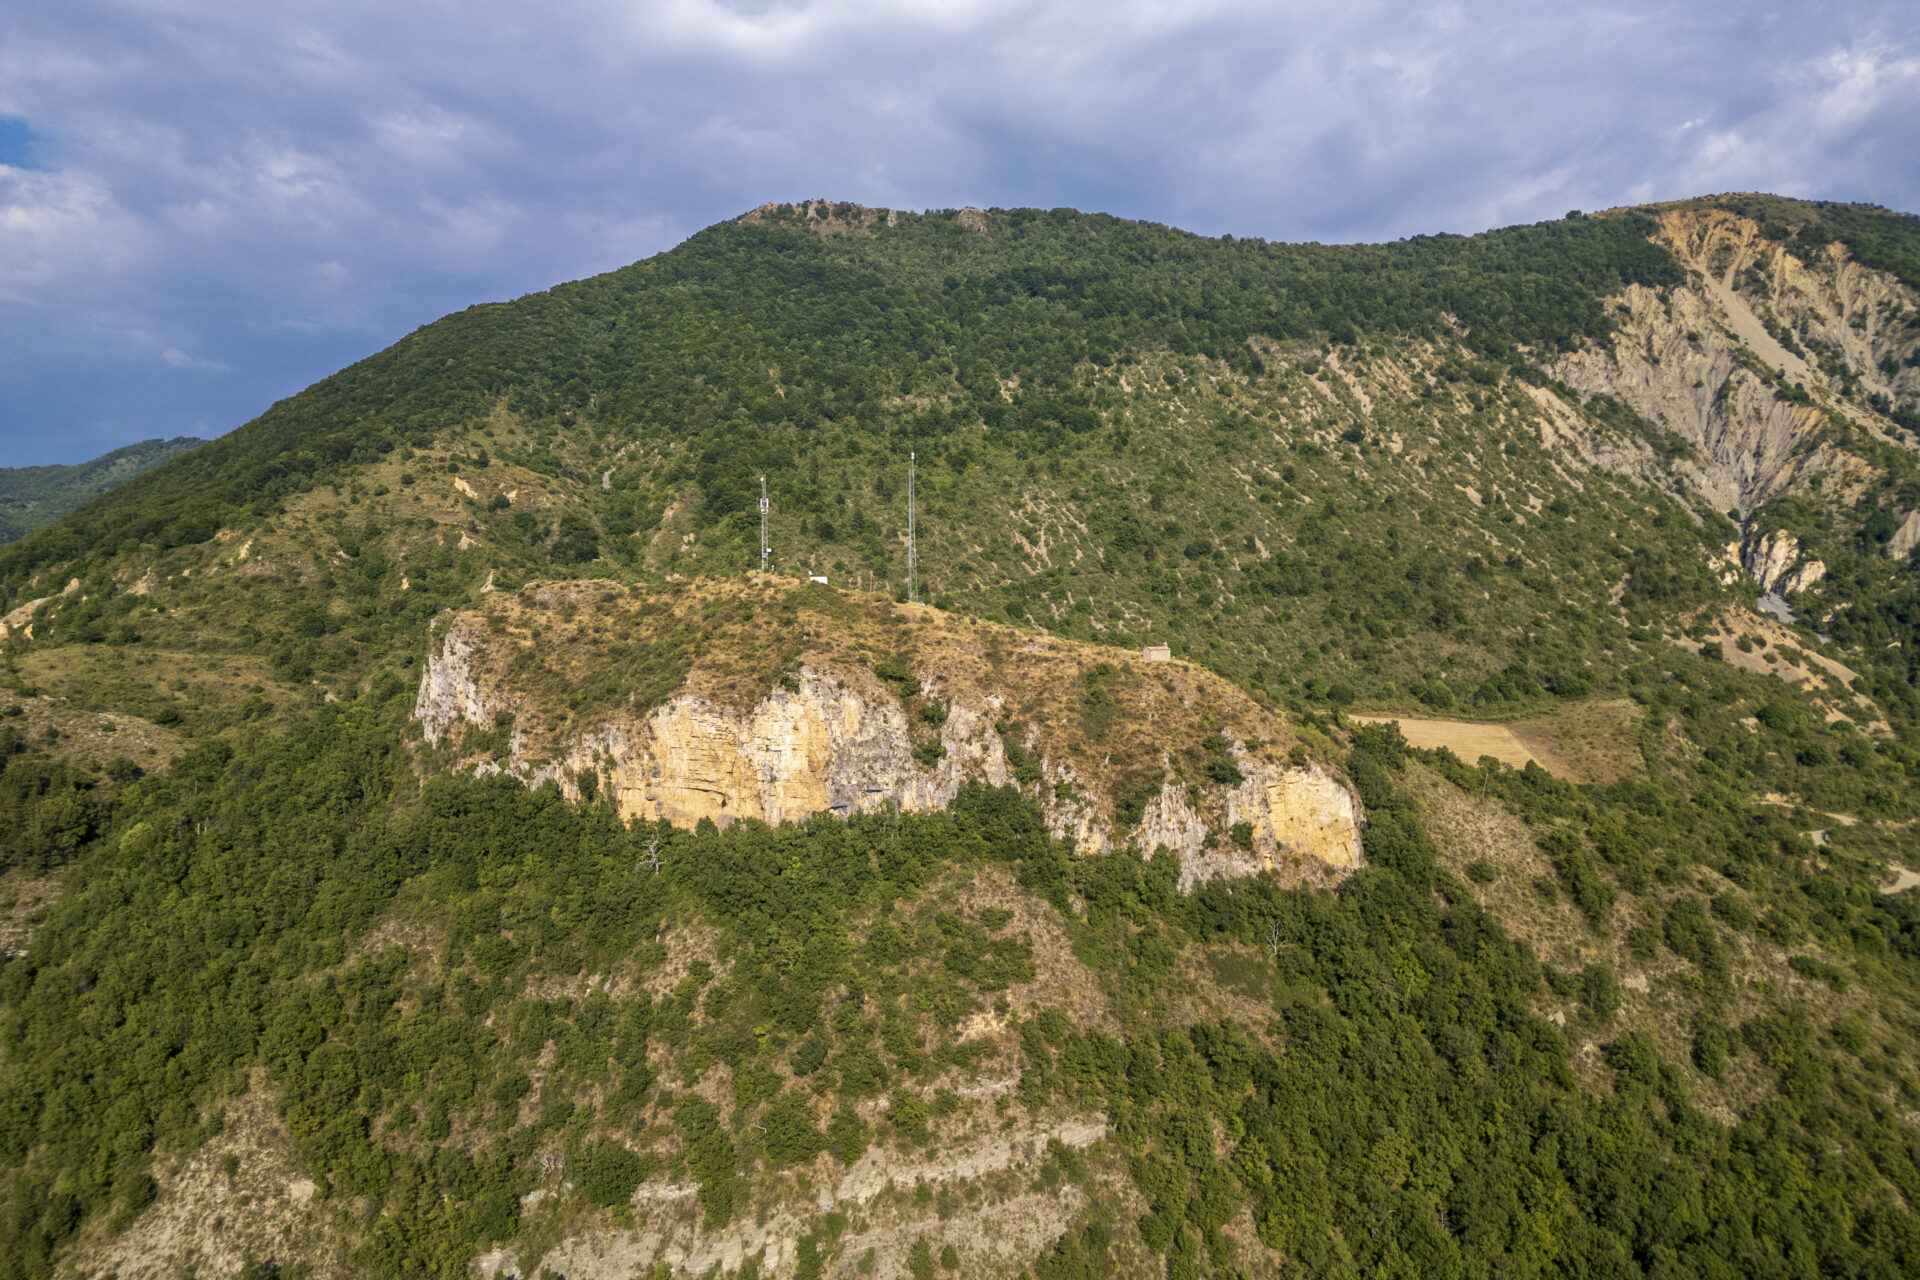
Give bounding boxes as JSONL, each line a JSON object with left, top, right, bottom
{"left": 0, "top": 436, "right": 205, "bottom": 542}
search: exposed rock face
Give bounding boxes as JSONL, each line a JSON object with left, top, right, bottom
{"left": 0, "top": 577, "right": 79, "bottom": 640}
{"left": 1232, "top": 759, "right": 1367, "bottom": 872}
{"left": 1146, "top": 760, "right": 1367, "bottom": 891}
{"left": 1745, "top": 529, "right": 1801, "bottom": 594}
{"left": 1741, "top": 528, "right": 1826, "bottom": 596}
{"left": 1137, "top": 785, "right": 1208, "bottom": 877}
{"left": 412, "top": 626, "right": 499, "bottom": 742}
{"left": 415, "top": 620, "right": 1365, "bottom": 888}
{"left": 1893, "top": 511, "right": 1920, "bottom": 562}
{"left": 506, "top": 1115, "right": 1111, "bottom": 1280}
{"left": 1710, "top": 541, "right": 1744, "bottom": 586}
{"left": 597, "top": 671, "right": 1010, "bottom": 827}
{"left": 1546, "top": 208, "right": 1915, "bottom": 515}
{"left": 1782, "top": 559, "right": 1827, "bottom": 596}
{"left": 1549, "top": 278, "right": 1827, "bottom": 513}
{"left": 1037, "top": 758, "right": 1112, "bottom": 856}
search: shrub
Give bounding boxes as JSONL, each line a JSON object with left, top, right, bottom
{"left": 578, "top": 1141, "right": 651, "bottom": 1208}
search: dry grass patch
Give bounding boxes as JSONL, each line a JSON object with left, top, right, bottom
{"left": 0, "top": 868, "right": 61, "bottom": 958}
{"left": 58, "top": 1077, "right": 350, "bottom": 1280}
{"left": 1352, "top": 699, "right": 1643, "bottom": 783}
{"left": 1510, "top": 698, "right": 1644, "bottom": 783}
{"left": 636, "top": 917, "right": 727, "bottom": 1003}
{"left": 1161, "top": 944, "right": 1280, "bottom": 1035}
{"left": 1402, "top": 763, "right": 1597, "bottom": 968}
{"left": 947, "top": 863, "right": 1112, "bottom": 1032}
{"left": 0, "top": 689, "right": 184, "bottom": 768}
{"left": 1349, "top": 714, "right": 1540, "bottom": 771}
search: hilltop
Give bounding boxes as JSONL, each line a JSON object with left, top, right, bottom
{"left": 3, "top": 196, "right": 1920, "bottom": 1280}
{"left": 4, "top": 197, "right": 1918, "bottom": 723}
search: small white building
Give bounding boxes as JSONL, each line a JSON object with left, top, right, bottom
{"left": 1142, "top": 644, "right": 1171, "bottom": 662}
{"left": 808, "top": 575, "right": 829, "bottom": 585}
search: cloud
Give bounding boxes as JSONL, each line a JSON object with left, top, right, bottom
{"left": 160, "top": 347, "right": 233, "bottom": 374}
{"left": 0, "top": 0, "right": 1913, "bottom": 464}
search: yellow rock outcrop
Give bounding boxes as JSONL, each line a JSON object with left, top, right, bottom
{"left": 413, "top": 599, "right": 1366, "bottom": 889}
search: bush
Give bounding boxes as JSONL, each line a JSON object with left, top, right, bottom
{"left": 578, "top": 1141, "right": 651, "bottom": 1208}
{"left": 1665, "top": 895, "right": 1731, "bottom": 987}
{"left": 1603, "top": 1034, "right": 1659, "bottom": 1088}
{"left": 887, "top": 1092, "right": 930, "bottom": 1141}
{"left": 1580, "top": 963, "right": 1621, "bottom": 1022}
{"left": 1712, "top": 892, "right": 1757, "bottom": 932}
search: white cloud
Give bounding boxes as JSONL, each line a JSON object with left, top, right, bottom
{"left": 1802, "top": 43, "right": 1919, "bottom": 129}
{"left": 160, "top": 346, "right": 233, "bottom": 374}
{"left": 0, "top": 165, "right": 145, "bottom": 300}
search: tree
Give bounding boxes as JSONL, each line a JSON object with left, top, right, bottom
{"left": 909, "top": 1236, "right": 935, "bottom": 1280}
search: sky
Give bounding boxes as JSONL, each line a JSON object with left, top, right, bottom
{"left": 2, "top": 1, "right": 1916, "bottom": 467}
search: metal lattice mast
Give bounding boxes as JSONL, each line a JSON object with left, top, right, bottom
{"left": 759, "top": 476, "right": 770, "bottom": 574}
{"left": 907, "top": 453, "right": 918, "bottom": 603}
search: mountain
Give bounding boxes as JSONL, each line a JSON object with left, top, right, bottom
{"left": 0, "top": 437, "right": 206, "bottom": 544}
{"left": 4, "top": 196, "right": 1920, "bottom": 1280}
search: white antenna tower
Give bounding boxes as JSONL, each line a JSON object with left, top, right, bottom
{"left": 759, "top": 475, "right": 770, "bottom": 574}
{"left": 907, "top": 453, "right": 919, "bottom": 604}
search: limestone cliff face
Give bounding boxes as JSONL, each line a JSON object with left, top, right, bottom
{"left": 412, "top": 626, "right": 501, "bottom": 743}
{"left": 418, "top": 648, "right": 1005, "bottom": 827}
{"left": 1745, "top": 529, "right": 1798, "bottom": 594}
{"left": 1546, "top": 208, "right": 1916, "bottom": 515}
{"left": 1738, "top": 528, "right": 1827, "bottom": 597}
{"left": 414, "top": 616, "right": 1364, "bottom": 888}
{"left": 1036, "top": 757, "right": 1112, "bottom": 857}
{"left": 1230, "top": 758, "right": 1366, "bottom": 874}
{"left": 602, "top": 674, "right": 1015, "bottom": 827}
{"left": 1137, "top": 785, "right": 1208, "bottom": 877}
{"left": 1131, "top": 760, "right": 1365, "bottom": 890}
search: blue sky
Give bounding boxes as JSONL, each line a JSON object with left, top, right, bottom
{"left": 2, "top": 1, "right": 1916, "bottom": 467}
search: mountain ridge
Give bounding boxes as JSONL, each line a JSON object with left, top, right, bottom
{"left": 6, "top": 193, "right": 1920, "bottom": 1280}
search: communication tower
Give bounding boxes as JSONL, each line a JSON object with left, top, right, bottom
{"left": 759, "top": 476, "right": 770, "bottom": 574}
{"left": 907, "top": 453, "right": 919, "bottom": 604}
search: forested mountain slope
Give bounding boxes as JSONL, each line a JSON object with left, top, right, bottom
{"left": 4, "top": 196, "right": 1920, "bottom": 1280}
{"left": 0, "top": 437, "right": 204, "bottom": 544}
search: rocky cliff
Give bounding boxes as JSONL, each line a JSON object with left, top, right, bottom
{"left": 1742, "top": 528, "right": 1827, "bottom": 597}
{"left": 413, "top": 580, "right": 1364, "bottom": 887}
{"left": 1547, "top": 208, "right": 1918, "bottom": 518}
